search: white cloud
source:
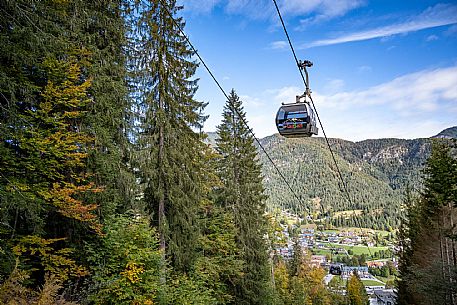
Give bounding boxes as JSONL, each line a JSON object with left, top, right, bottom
{"left": 426, "top": 34, "right": 439, "bottom": 41}
{"left": 387, "top": 45, "right": 396, "bottom": 51}
{"left": 253, "top": 66, "right": 457, "bottom": 140}
{"left": 269, "top": 40, "right": 288, "bottom": 50}
{"left": 278, "top": 0, "right": 364, "bottom": 18}
{"left": 316, "top": 66, "right": 457, "bottom": 112}
{"left": 293, "top": 0, "right": 365, "bottom": 29}
{"left": 270, "top": 86, "right": 303, "bottom": 104}
{"left": 303, "top": 3, "right": 457, "bottom": 48}
{"left": 183, "top": 0, "right": 363, "bottom": 21}
{"left": 239, "top": 94, "right": 265, "bottom": 107}
{"left": 203, "top": 67, "right": 457, "bottom": 141}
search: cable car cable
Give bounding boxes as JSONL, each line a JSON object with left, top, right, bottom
{"left": 272, "top": 0, "right": 373, "bottom": 258}
{"left": 271, "top": 0, "right": 349, "bottom": 204}
{"left": 157, "top": 0, "right": 311, "bottom": 214}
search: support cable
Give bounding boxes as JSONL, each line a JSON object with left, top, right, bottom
{"left": 158, "top": 0, "right": 310, "bottom": 214}
{"left": 272, "top": 0, "right": 373, "bottom": 257}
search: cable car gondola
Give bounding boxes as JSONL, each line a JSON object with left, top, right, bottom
{"left": 329, "top": 264, "right": 343, "bottom": 276}
{"left": 275, "top": 95, "right": 318, "bottom": 138}
{"left": 275, "top": 59, "right": 318, "bottom": 138}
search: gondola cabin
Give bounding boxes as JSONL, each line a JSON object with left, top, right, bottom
{"left": 329, "top": 264, "right": 342, "bottom": 276}
{"left": 276, "top": 101, "right": 318, "bottom": 138}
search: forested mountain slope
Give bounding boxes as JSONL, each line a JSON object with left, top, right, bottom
{"left": 204, "top": 127, "right": 452, "bottom": 229}
{"left": 433, "top": 126, "right": 457, "bottom": 138}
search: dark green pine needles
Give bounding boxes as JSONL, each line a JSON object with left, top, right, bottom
{"left": 215, "top": 89, "right": 273, "bottom": 305}
{"left": 131, "top": 0, "right": 208, "bottom": 272}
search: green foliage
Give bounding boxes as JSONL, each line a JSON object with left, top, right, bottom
{"left": 77, "top": 0, "right": 134, "bottom": 218}
{"left": 13, "top": 236, "right": 88, "bottom": 282}
{"left": 193, "top": 205, "right": 244, "bottom": 304}
{"left": 6, "top": 0, "right": 449, "bottom": 303}
{"left": 328, "top": 275, "right": 344, "bottom": 291}
{"left": 433, "top": 126, "right": 457, "bottom": 139}
{"left": 0, "top": 53, "right": 101, "bottom": 235}
{"left": 164, "top": 273, "right": 217, "bottom": 305}
{"left": 86, "top": 215, "right": 162, "bottom": 304}
{"left": 0, "top": 1, "right": 108, "bottom": 292}
{"left": 130, "top": 0, "right": 208, "bottom": 272}
{"left": 215, "top": 89, "right": 272, "bottom": 304}
{"left": 259, "top": 135, "right": 433, "bottom": 230}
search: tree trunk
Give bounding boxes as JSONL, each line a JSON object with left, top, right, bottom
{"left": 449, "top": 202, "right": 456, "bottom": 305}
{"left": 159, "top": 123, "right": 165, "bottom": 252}
{"left": 445, "top": 237, "right": 454, "bottom": 305}
{"left": 441, "top": 209, "right": 450, "bottom": 305}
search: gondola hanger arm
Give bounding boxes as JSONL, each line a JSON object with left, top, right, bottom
{"left": 298, "top": 60, "right": 313, "bottom": 101}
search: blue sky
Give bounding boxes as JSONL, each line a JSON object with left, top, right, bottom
{"left": 178, "top": 0, "right": 457, "bottom": 141}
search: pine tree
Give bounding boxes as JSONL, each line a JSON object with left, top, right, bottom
{"left": 215, "top": 89, "right": 272, "bottom": 304}
{"left": 130, "top": 0, "right": 207, "bottom": 272}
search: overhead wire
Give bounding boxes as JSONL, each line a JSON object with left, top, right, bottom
{"left": 271, "top": 0, "right": 373, "bottom": 257}
{"left": 157, "top": 0, "right": 310, "bottom": 214}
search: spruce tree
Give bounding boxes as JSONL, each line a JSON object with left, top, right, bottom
{"left": 215, "top": 89, "right": 272, "bottom": 304}
{"left": 73, "top": 0, "right": 134, "bottom": 217}
{"left": 130, "top": 0, "right": 207, "bottom": 272}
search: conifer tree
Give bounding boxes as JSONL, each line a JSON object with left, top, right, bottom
{"left": 215, "top": 89, "right": 272, "bottom": 304}
{"left": 130, "top": 0, "right": 207, "bottom": 272}
{"left": 73, "top": 0, "right": 134, "bottom": 217}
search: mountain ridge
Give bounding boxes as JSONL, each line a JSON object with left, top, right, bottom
{"left": 206, "top": 126, "right": 456, "bottom": 229}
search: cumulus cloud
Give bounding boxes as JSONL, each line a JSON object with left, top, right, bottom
{"left": 253, "top": 66, "right": 457, "bottom": 140}
{"left": 303, "top": 3, "right": 457, "bottom": 48}
{"left": 203, "top": 67, "right": 457, "bottom": 140}
{"left": 323, "top": 79, "right": 345, "bottom": 93}
{"left": 316, "top": 66, "right": 457, "bottom": 114}
{"left": 239, "top": 94, "right": 265, "bottom": 107}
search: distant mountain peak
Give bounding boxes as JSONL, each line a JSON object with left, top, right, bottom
{"left": 432, "top": 126, "right": 457, "bottom": 139}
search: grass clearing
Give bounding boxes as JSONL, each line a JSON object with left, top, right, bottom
{"left": 311, "top": 249, "right": 332, "bottom": 255}
{"left": 362, "top": 280, "right": 384, "bottom": 286}
{"left": 325, "top": 242, "right": 389, "bottom": 256}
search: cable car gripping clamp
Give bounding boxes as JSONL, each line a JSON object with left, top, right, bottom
{"left": 298, "top": 60, "right": 313, "bottom": 102}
